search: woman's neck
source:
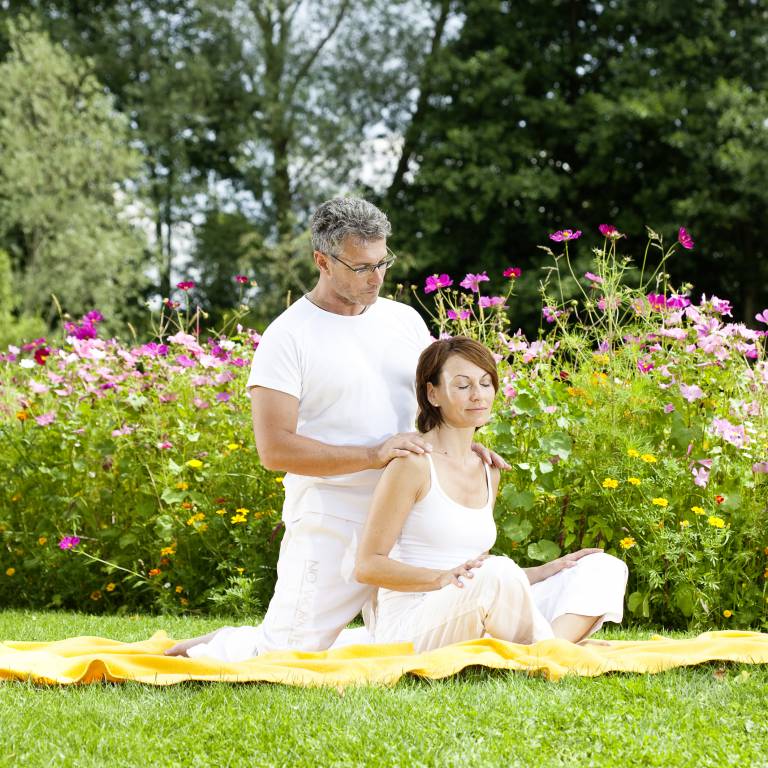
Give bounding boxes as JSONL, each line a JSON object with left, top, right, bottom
{"left": 425, "top": 425, "right": 476, "bottom": 463}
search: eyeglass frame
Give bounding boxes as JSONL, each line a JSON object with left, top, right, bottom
{"left": 321, "top": 248, "right": 397, "bottom": 276}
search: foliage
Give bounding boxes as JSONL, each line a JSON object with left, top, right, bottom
{"left": 0, "top": 18, "right": 147, "bottom": 327}
{"left": 418, "top": 224, "right": 768, "bottom": 630}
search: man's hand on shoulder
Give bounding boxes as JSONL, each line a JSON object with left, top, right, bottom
{"left": 369, "top": 432, "right": 433, "bottom": 469}
{"left": 470, "top": 442, "right": 511, "bottom": 470}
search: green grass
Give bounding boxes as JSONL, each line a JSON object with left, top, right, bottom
{"left": 2, "top": 610, "right": 767, "bottom": 768}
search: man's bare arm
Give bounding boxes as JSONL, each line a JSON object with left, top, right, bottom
{"left": 250, "top": 386, "right": 433, "bottom": 475}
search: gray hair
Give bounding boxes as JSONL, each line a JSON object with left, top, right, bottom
{"left": 310, "top": 197, "right": 391, "bottom": 256}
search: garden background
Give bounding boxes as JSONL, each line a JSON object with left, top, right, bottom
{"left": 1, "top": 1, "right": 767, "bottom": 631}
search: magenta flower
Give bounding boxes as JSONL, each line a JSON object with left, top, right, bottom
{"left": 503, "top": 267, "right": 522, "bottom": 279}
{"left": 479, "top": 296, "right": 505, "bottom": 309}
{"left": 584, "top": 272, "right": 603, "bottom": 285}
{"left": 542, "top": 306, "right": 562, "bottom": 324}
{"left": 58, "top": 536, "right": 80, "bottom": 550}
{"left": 549, "top": 229, "right": 582, "bottom": 242}
{"left": 34, "top": 347, "right": 51, "bottom": 365}
{"left": 678, "top": 227, "right": 694, "bottom": 250}
{"left": 598, "top": 224, "right": 622, "bottom": 238}
{"left": 459, "top": 272, "right": 489, "bottom": 292}
{"left": 637, "top": 358, "right": 654, "bottom": 373}
{"left": 755, "top": 309, "right": 768, "bottom": 325}
{"left": 175, "top": 355, "right": 197, "bottom": 368}
{"left": 647, "top": 293, "right": 668, "bottom": 311}
{"left": 235, "top": 275, "right": 249, "bottom": 284}
{"left": 447, "top": 309, "right": 471, "bottom": 321}
{"left": 424, "top": 273, "right": 453, "bottom": 294}
{"left": 157, "top": 441, "right": 173, "bottom": 450}
{"left": 164, "top": 299, "right": 180, "bottom": 310}
{"left": 176, "top": 281, "right": 196, "bottom": 291}
{"left": 667, "top": 294, "right": 691, "bottom": 309}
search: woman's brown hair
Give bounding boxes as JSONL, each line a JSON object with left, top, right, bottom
{"left": 415, "top": 336, "right": 499, "bottom": 433}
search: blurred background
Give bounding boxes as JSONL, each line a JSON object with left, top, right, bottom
{"left": 1, "top": 0, "right": 766, "bottom": 343}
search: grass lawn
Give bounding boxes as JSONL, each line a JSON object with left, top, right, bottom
{"left": 1, "top": 610, "right": 767, "bottom": 768}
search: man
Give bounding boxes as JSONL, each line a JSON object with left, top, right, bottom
{"left": 166, "top": 197, "right": 505, "bottom": 660}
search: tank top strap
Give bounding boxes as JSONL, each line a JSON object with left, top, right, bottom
{"left": 482, "top": 459, "right": 492, "bottom": 508}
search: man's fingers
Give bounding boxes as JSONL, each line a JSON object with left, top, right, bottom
{"left": 489, "top": 450, "right": 511, "bottom": 470}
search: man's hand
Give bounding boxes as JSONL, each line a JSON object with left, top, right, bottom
{"left": 369, "top": 432, "right": 433, "bottom": 469}
{"left": 525, "top": 548, "right": 604, "bottom": 584}
{"left": 471, "top": 442, "right": 511, "bottom": 470}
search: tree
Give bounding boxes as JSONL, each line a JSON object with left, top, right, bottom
{"left": 0, "top": 19, "right": 148, "bottom": 326}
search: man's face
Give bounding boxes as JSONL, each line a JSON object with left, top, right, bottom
{"left": 319, "top": 238, "right": 389, "bottom": 307}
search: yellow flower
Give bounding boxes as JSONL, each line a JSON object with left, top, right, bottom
{"left": 691, "top": 506, "right": 706, "bottom": 515}
{"left": 651, "top": 498, "right": 668, "bottom": 507}
{"left": 186, "top": 512, "right": 205, "bottom": 526}
{"left": 679, "top": 520, "right": 690, "bottom": 528}
{"left": 11, "top": 492, "right": 21, "bottom": 502}
{"left": 602, "top": 478, "right": 619, "bottom": 489}
{"left": 627, "top": 448, "right": 640, "bottom": 458}
{"left": 160, "top": 546, "right": 175, "bottom": 557}
{"left": 186, "top": 459, "right": 204, "bottom": 470}
{"left": 236, "top": 567, "right": 245, "bottom": 574}
{"left": 619, "top": 537, "right": 636, "bottom": 550}
{"left": 640, "top": 454, "right": 657, "bottom": 463}
{"left": 763, "top": 568, "right": 768, "bottom": 580}
{"left": 180, "top": 597, "right": 189, "bottom": 606}
{"left": 5, "top": 567, "right": 16, "bottom": 577}
{"left": 230, "top": 514, "right": 247, "bottom": 524}
{"left": 106, "top": 583, "right": 116, "bottom": 592}
{"left": 275, "top": 476, "right": 284, "bottom": 484}
{"left": 175, "top": 481, "right": 189, "bottom": 490}
{"left": 90, "top": 590, "right": 102, "bottom": 601}
{"left": 175, "top": 585, "right": 183, "bottom": 594}
{"left": 592, "top": 353, "right": 610, "bottom": 366}
{"left": 708, "top": 516, "right": 725, "bottom": 529}
{"left": 227, "top": 443, "right": 240, "bottom": 451}
{"left": 215, "top": 508, "right": 227, "bottom": 515}
{"left": 235, "top": 507, "right": 249, "bottom": 515}
{"left": 723, "top": 610, "right": 733, "bottom": 618}
{"left": 38, "top": 536, "right": 47, "bottom": 546}
{"left": 627, "top": 477, "right": 641, "bottom": 486}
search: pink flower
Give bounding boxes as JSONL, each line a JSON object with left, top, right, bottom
{"left": 111, "top": 425, "right": 135, "bottom": 437}
{"left": 175, "top": 355, "right": 197, "bottom": 368}
{"left": 424, "top": 273, "right": 453, "bottom": 293}
{"left": 711, "top": 417, "right": 749, "bottom": 448}
{"left": 701, "top": 295, "right": 733, "bottom": 317}
{"left": 192, "top": 398, "right": 210, "bottom": 410}
{"left": 164, "top": 299, "right": 180, "bottom": 310}
{"left": 647, "top": 293, "right": 668, "bottom": 311}
{"left": 503, "top": 267, "right": 522, "bottom": 279}
{"left": 176, "top": 281, "right": 196, "bottom": 291}
{"left": 459, "top": 272, "right": 489, "bottom": 292}
{"left": 678, "top": 227, "right": 694, "bottom": 250}
{"left": 755, "top": 309, "right": 768, "bottom": 325}
{"left": 215, "top": 391, "right": 231, "bottom": 402}
{"left": 549, "top": 229, "right": 582, "bottom": 242}
{"left": 157, "top": 441, "right": 173, "bottom": 450}
{"left": 34, "top": 347, "right": 51, "bottom": 365}
{"left": 667, "top": 294, "right": 691, "bottom": 309}
{"left": 752, "top": 462, "right": 768, "bottom": 474}
{"left": 235, "top": 275, "right": 249, "bottom": 284}
{"left": 503, "top": 385, "right": 517, "bottom": 399}
{"left": 35, "top": 411, "right": 56, "bottom": 426}
{"left": 584, "top": 272, "right": 603, "bottom": 285}
{"left": 447, "top": 309, "right": 471, "bottom": 321}
{"left": 58, "top": 536, "right": 80, "bottom": 550}
{"left": 598, "top": 224, "right": 622, "bottom": 238}
{"left": 691, "top": 466, "right": 710, "bottom": 488}
{"left": 663, "top": 403, "right": 675, "bottom": 413}
{"left": 679, "top": 383, "right": 705, "bottom": 402}
{"left": 479, "top": 296, "right": 505, "bottom": 309}
{"left": 542, "top": 306, "right": 562, "bottom": 324}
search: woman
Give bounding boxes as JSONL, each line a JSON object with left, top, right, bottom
{"left": 355, "top": 336, "right": 628, "bottom": 652}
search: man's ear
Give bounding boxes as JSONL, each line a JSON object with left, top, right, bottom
{"left": 314, "top": 250, "right": 331, "bottom": 276}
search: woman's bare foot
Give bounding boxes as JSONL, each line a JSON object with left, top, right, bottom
{"left": 164, "top": 629, "right": 223, "bottom": 657}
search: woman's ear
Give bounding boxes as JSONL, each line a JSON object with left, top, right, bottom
{"left": 426, "top": 381, "right": 439, "bottom": 408}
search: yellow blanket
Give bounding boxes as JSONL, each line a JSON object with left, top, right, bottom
{"left": 1, "top": 631, "right": 767, "bottom": 687}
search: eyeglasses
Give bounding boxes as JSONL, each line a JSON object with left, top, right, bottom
{"left": 326, "top": 250, "right": 397, "bottom": 276}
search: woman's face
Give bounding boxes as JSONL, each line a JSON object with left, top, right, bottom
{"left": 427, "top": 353, "right": 496, "bottom": 429}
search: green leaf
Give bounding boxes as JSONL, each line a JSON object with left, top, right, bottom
{"left": 538, "top": 460, "right": 553, "bottom": 474}
{"left": 628, "top": 591, "right": 645, "bottom": 615}
{"left": 675, "top": 587, "right": 695, "bottom": 617}
{"left": 501, "top": 516, "right": 533, "bottom": 542}
{"left": 538, "top": 431, "right": 573, "bottom": 460}
{"left": 527, "top": 539, "right": 561, "bottom": 562}
{"left": 160, "top": 487, "right": 186, "bottom": 505}
{"left": 118, "top": 533, "right": 138, "bottom": 549}
{"left": 511, "top": 392, "right": 538, "bottom": 416}
{"left": 500, "top": 486, "right": 535, "bottom": 511}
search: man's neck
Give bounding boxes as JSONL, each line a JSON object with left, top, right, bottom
{"left": 305, "top": 288, "right": 368, "bottom": 316}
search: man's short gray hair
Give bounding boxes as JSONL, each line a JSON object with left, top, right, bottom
{"left": 310, "top": 197, "right": 391, "bottom": 256}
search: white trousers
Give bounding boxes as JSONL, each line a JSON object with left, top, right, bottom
{"left": 188, "top": 512, "right": 371, "bottom": 662}
{"left": 371, "top": 553, "right": 628, "bottom": 654}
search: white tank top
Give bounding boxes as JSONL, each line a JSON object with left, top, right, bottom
{"left": 384, "top": 453, "right": 497, "bottom": 576}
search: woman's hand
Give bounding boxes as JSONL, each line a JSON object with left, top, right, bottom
{"left": 437, "top": 554, "right": 488, "bottom": 589}
{"left": 525, "top": 548, "right": 603, "bottom": 585}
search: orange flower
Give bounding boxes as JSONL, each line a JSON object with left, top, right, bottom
{"left": 148, "top": 568, "right": 161, "bottom": 577}
{"left": 715, "top": 495, "right": 725, "bottom": 504}
{"left": 180, "top": 597, "right": 189, "bottom": 606}
{"left": 90, "top": 590, "right": 102, "bottom": 601}
{"left": 16, "top": 410, "right": 28, "bottom": 421}
{"left": 175, "top": 585, "right": 183, "bottom": 594}
{"left": 106, "top": 583, "right": 116, "bottom": 592}
{"left": 181, "top": 501, "right": 194, "bottom": 510}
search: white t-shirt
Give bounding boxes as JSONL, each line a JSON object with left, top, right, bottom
{"left": 247, "top": 296, "right": 432, "bottom": 523}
